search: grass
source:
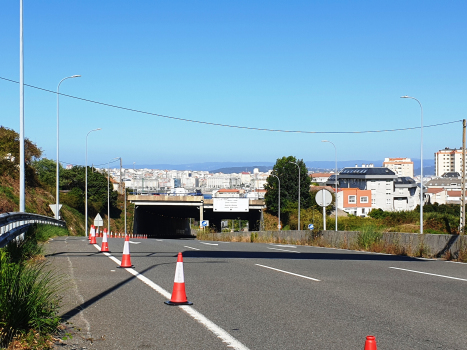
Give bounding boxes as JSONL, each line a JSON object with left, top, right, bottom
{"left": 0, "top": 225, "right": 68, "bottom": 349}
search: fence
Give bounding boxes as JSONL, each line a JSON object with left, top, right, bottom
{"left": 0, "top": 212, "right": 66, "bottom": 247}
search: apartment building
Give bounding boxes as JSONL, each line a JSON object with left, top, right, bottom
{"left": 337, "top": 188, "right": 372, "bottom": 216}
{"left": 383, "top": 158, "right": 414, "bottom": 177}
{"left": 327, "top": 167, "right": 420, "bottom": 215}
{"left": 435, "top": 147, "right": 466, "bottom": 177}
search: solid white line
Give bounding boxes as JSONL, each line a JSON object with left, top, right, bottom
{"left": 180, "top": 305, "right": 250, "bottom": 349}
{"left": 389, "top": 267, "right": 467, "bottom": 282}
{"left": 92, "top": 245, "right": 249, "bottom": 349}
{"left": 272, "top": 244, "right": 297, "bottom": 248}
{"left": 267, "top": 247, "right": 300, "bottom": 253}
{"left": 184, "top": 246, "right": 200, "bottom": 250}
{"left": 255, "top": 264, "right": 320, "bottom": 281}
{"left": 200, "top": 242, "right": 219, "bottom": 246}
{"left": 129, "top": 241, "right": 141, "bottom": 244}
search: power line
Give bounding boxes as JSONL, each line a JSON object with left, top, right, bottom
{"left": 0, "top": 76, "right": 462, "bottom": 134}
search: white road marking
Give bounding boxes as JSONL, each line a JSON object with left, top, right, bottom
{"left": 200, "top": 242, "right": 219, "bottom": 246}
{"left": 255, "top": 264, "right": 320, "bottom": 281}
{"left": 184, "top": 246, "right": 200, "bottom": 250}
{"left": 129, "top": 241, "right": 141, "bottom": 244}
{"left": 272, "top": 244, "right": 297, "bottom": 248}
{"left": 267, "top": 247, "right": 300, "bottom": 253}
{"left": 93, "top": 245, "right": 249, "bottom": 350}
{"left": 389, "top": 267, "right": 467, "bottom": 282}
{"left": 156, "top": 239, "right": 163, "bottom": 242}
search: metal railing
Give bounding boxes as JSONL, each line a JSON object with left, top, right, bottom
{"left": 0, "top": 212, "right": 66, "bottom": 247}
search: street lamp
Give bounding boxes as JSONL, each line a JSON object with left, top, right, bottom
{"left": 270, "top": 173, "right": 281, "bottom": 230}
{"left": 107, "top": 157, "right": 119, "bottom": 233}
{"left": 401, "top": 96, "right": 424, "bottom": 234}
{"left": 289, "top": 161, "right": 301, "bottom": 230}
{"left": 85, "top": 128, "right": 101, "bottom": 236}
{"left": 56, "top": 75, "right": 81, "bottom": 219}
{"left": 322, "top": 140, "right": 338, "bottom": 231}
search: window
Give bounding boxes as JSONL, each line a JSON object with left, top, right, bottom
{"left": 386, "top": 198, "right": 391, "bottom": 204}
{"left": 360, "top": 196, "right": 368, "bottom": 203}
{"left": 348, "top": 195, "right": 356, "bottom": 203}
{"left": 371, "top": 198, "right": 376, "bottom": 204}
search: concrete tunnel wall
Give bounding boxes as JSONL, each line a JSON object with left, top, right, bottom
{"left": 133, "top": 204, "right": 263, "bottom": 237}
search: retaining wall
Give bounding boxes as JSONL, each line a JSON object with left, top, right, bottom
{"left": 205, "top": 230, "right": 467, "bottom": 258}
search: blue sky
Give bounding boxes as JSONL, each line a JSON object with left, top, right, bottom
{"left": 1, "top": 1, "right": 465, "bottom": 168}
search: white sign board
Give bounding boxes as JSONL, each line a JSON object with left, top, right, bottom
{"left": 94, "top": 213, "right": 104, "bottom": 227}
{"left": 213, "top": 198, "right": 249, "bottom": 212}
{"left": 49, "top": 204, "right": 62, "bottom": 216}
{"left": 315, "top": 189, "right": 333, "bottom": 207}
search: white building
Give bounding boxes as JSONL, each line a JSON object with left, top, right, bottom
{"left": 435, "top": 147, "right": 466, "bottom": 177}
{"left": 383, "top": 158, "right": 414, "bottom": 178}
{"left": 328, "top": 167, "right": 421, "bottom": 215}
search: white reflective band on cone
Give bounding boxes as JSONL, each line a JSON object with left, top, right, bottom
{"left": 123, "top": 241, "right": 130, "bottom": 255}
{"left": 174, "top": 262, "right": 185, "bottom": 283}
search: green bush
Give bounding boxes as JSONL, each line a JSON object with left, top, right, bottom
{"left": 357, "top": 224, "right": 382, "bottom": 250}
{"left": 0, "top": 251, "right": 63, "bottom": 347}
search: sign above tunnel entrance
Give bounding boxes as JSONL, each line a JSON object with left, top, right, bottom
{"left": 213, "top": 198, "right": 249, "bottom": 212}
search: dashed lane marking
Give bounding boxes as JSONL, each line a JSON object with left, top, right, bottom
{"left": 389, "top": 267, "right": 467, "bottom": 282}
{"left": 255, "top": 264, "right": 320, "bottom": 282}
{"left": 184, "top": 246, "right": 200, "bottom": 250}
{"left": 200, "top": 242, "right": 219, "bottom": 246}
{"left": 267, "top": 247, "right": 300, "bottom": 253}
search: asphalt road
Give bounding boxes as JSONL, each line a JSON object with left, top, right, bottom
{"left": 47, "top": 236, "right": 467, "bottom": 350}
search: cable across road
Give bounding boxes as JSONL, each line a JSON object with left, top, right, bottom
{"left": 0, "top": 76, "right": 462, "bottom": 134}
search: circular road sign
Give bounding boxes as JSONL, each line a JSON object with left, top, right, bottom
{"left": 308, "top": 224, "right": 314, "bottom": 230}
{"left": 315, "top": 189, "right": 333, "bottom": 207}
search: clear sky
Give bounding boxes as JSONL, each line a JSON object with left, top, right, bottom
{"left": 1, "top": 1, "right": 465, "bottom": 168}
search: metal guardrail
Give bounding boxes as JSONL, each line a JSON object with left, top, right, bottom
{"left": 0, "top": 212, "right": 66, "bottom": 247}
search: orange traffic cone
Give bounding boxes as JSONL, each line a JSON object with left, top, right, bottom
{"left": 90, "top": 226, "right": 97, "bottom": 244}
{"left": 364, "top": 336, "right": 377, "bottom": 350}
{"left": 101, "top": 229, "right": 110, "bottom": 252}
{"left": 88, "top": 225, "right": 94, "bottom": 241}
{"left": 165, "top": 252, "right": 193, "bottom": 306}
{"left": 117, "top": 234, "right": 134, "bottom": 268}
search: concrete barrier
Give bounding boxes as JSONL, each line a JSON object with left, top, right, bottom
{"left": 204, "top": 229, "right": 467, "bottom": 258}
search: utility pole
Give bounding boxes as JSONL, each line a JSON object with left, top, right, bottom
{"left": 461, "top": 119, "right": 466, "bottom": 234}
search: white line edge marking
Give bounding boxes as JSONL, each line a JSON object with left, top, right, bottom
{"left": 267, "top": 247, "right": 300, "bottom": 253}
{"left": 255, "top": 264, "right": 320, "bottom": 281}
{"left": 93, "top": 245, "right": 249, "bottom": 349}
{"left": 184, "top": 246, "right": 200, "bottom": 250}
{"left": 200, "top": 242, "right": 219, "bottom": 246}
{"left": 272, "top": 244, "right": 297, "bottom": 248}
{"left": 389, "top": 267, "right": 467, "bottom": 282}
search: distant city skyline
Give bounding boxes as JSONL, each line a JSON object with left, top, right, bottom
{"left": 1, "top": 1, "right": 465, "bottom": 165}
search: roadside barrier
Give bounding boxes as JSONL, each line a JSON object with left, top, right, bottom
{"left": 101, "top": 229, "right": 110, "bottom": 252}
{"left": 118, "top": 234, "right": 134, "bottom": 268}
{"left": 364, "top": 335, "right": 377, "bottom": 350}
{"left": 165, "top": 252, "right": 193, "bottom": 306}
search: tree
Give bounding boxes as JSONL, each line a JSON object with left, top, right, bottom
{"left": 264, "top": 156, "right": 312, "bottom": 216}
{"left": 0, "top": 126, "right": 41, "bottom": 185}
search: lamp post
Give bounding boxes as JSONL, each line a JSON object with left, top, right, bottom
{"left": 56, "top": 75, "right": 80, "bottom": 219}
{"left": 401, "top": 95, "right": 424, "bottom": 234}
{"left": 107, "top": 157, "right": 119, "bottom": 233}
{"left": 289, "top": 161, "right": 300, "bottom": 230}
{"left": 322, "top": 140, "right": 338, "bottom": 231}
{"left": 19, "top": 0, "right": 25, "bottom": 212}
{"left": 85, "top": 128, "right": 101, "bottom": 236}
{"left": 270, "top": 173, "right": 281, "bottom": 230}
